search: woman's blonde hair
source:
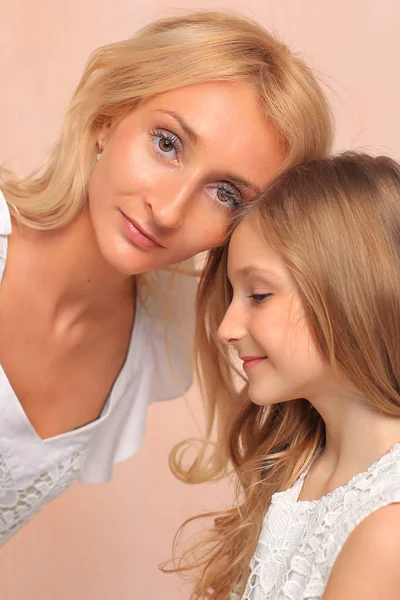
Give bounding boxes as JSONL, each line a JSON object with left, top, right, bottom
{"left": 1, "top": 10, "right": 332, "bottom": 229}
{"left": 170, "top": 152, "right": 400, "bottom": 598}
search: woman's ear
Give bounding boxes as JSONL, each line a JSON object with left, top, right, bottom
{"left": 96, "top": 124, "right": 110, "bottom": 150}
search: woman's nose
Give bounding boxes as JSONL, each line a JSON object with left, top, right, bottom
{"left": 146, "top": 178, "right": 195, "bottom": 230}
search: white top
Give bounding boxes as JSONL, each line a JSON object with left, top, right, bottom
{"left": 240, "top": 443, "right": 400, "bottom": 600}
{"left": 0, "top": 191, "right": 196, "bottom": 545}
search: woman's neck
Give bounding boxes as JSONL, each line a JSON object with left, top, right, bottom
{"left": 8, "top": 209, "right": 134, "bottom": 327}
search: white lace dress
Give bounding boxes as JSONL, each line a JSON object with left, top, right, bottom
{"left": 240, "top": 443, "right": 400, "bottom": 600}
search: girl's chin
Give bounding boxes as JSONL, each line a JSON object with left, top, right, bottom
{"left": 248, "top": 387, "right": 290, "bottom": 407}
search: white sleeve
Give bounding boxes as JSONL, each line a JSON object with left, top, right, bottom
{"left": 143, "top": 261, "right": 197, "bottom": 403}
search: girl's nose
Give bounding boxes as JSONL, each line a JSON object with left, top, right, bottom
{"left": 217, "top": 300, "right": 247, "bottom": 345}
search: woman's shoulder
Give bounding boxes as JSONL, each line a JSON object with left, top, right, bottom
{"left": 124, "top": 262, "right": 198, "bottom": 403}
{"left": 0, "top": 191, "right": 12, "bottom": 236}
{"left": 138, "top": 262, "right": 197, "bottom": 355}
{"left": 139, "top": 262, "right": 198, "bottom": 330}
{"left": 0, "top": 190, "right": 11, "bottom": 237}
{"left": 0, "top": 190, "right": 12, "bottom": 282}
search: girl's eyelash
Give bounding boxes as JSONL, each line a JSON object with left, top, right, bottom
{"left": 247, "top": 293, "right": 272, "bottom": 304}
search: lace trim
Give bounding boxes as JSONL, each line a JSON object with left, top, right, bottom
{"left": 0, "top": 452, "right": 85, "bottom": 546}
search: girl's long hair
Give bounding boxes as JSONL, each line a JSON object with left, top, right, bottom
{"left": 169, "top": 152, "right": 400, "bottom": 599}
{"left": 1, "top": 10, "right": 332, "bottom": 229}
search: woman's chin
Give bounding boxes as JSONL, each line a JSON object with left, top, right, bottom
{"left": 99, "top": 240, "right": 174, "bottom": 276}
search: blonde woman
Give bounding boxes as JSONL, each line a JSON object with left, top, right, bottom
{"left": 174, "top": 153, "right": 400, "bottom": 599}
{"left": 0, "top": 11, "right": 332, "bottom": 546}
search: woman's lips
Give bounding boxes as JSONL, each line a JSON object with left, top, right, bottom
{"left": 119, "top": 210, "right": 164, "bottom": 250}
{"left": 240, "top": 356, "right": 268, "bottom": 370}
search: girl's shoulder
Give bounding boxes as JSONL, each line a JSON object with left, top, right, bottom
{"left": 309, "top": 444, "right": 400, "bottom": 597}
{"left": 323, "top": 501, "right": 400, "bottom": 600}
{"left": 248, "top": 445, "right": 400, "bottom": 599}
{"left": 271, "top": 442, "right": 400, "bottom": 511}
{"left": 336, "top": 442, "right": 400, "bottom": 523}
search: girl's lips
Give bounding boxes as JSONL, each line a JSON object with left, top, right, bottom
{"left": 240, "top": 356, "right": 268, "bottom": 370}
{"left": 120, "top": 210, "right": 164, "bottom": 250}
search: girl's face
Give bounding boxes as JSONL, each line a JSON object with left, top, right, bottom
{"left": 218, "top": 217, "right": 334, "bottom": 407}
{"left": 88, "top": 81, "right": 283, "bottom": 275}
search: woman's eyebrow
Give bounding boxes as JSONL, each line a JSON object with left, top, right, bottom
{"left": 156, "top": 109, "right": 200, "bottom": 144}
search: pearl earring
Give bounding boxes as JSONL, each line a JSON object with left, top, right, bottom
{"left": 96, "top": 139, "right": 104, "bottom": 161}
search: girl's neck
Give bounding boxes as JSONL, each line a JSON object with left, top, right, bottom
{"left": 8, "top": 208, "right": 134, "bottom": 326}
{"left": 301, "top": 391, "right": 400, "bottom": 501}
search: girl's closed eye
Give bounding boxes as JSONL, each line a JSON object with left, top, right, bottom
{"left": 247, "top": 292, "right": 272, "bottom": 304}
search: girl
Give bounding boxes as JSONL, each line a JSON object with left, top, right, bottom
{"left": 0, "top": 12, "right": 332, "bottom": 546}
{"left": 172, "top": 153, "right": 400, "bottom": 599}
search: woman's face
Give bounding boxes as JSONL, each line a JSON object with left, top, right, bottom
{"left": 88, "top": 81, "right": 284, "bottom": 275}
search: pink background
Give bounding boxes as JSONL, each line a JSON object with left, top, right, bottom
{"left": 0, "top": 1, "right": 399, "bottom": 598}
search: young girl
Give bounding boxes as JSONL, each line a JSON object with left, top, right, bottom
{"left": 0, "top": 12, "right": 332, "bottom": 546}
{"left": 172, "top": 152, "right": 400, "bottom": 599}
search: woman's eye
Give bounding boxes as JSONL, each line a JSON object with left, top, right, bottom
{"left": 158, "top": 137, "right": 174, "bottom": 153}
{"left": 150, "top": 128, "right": 182, "bottom": 161}
{"left": 209, "top": 183, "right": 242, "bottom": 209}
{"left": 248, "top": 293, "right": 272, "bottom": 304}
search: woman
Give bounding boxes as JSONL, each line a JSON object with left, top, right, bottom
{"left": 0, "top": 11, "right": 332, "bottom": 546}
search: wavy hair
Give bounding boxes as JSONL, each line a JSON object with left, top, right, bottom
{"left": 1, "top": 10, "right": 332, "bottom": 229}
{"left": 169, "top": 153, "right": 400, "bottom": 599}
